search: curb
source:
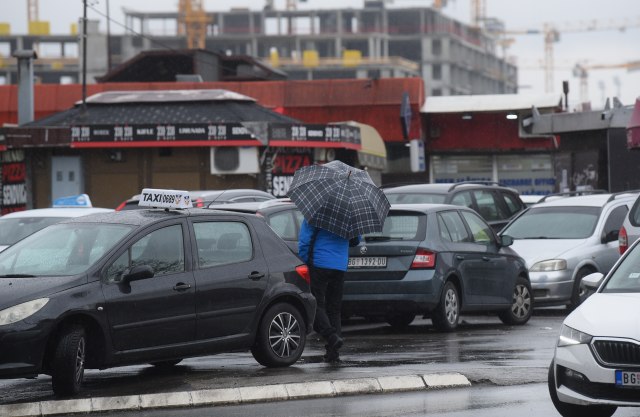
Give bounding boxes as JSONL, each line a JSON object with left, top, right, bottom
{"left": 0, "top": 373, "right": 471, "bottom": 417}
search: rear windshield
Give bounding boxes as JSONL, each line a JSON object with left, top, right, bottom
{"left": 501, "top": 206, "right": 600, "bottom": 239}
{"left": 385, "top": 193, "right": 446, "bottom": 204}
{"left": 364, "top": 212, "right": 425, "bottom": 241}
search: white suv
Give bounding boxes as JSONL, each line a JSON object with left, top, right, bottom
{"left": 618, "top": 193, "right": 640, "bottom": 254}
{"left": 500, "top": 192, "right": 637, "bottom": 309}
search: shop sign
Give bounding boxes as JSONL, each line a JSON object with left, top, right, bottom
{"left": 1, "top": 149, "right": 27, "bottom": 214}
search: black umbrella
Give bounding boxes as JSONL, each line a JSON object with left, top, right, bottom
{"left": 288, "top": 160, "right": 390, "bottom": 239}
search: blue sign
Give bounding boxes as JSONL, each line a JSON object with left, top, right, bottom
{"left": 52, "top": 194, "right": 93, "bottom": 208}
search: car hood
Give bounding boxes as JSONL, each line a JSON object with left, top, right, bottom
{"left": 565, "top": 293, "right": 640, "bottom": 340}
{"left": 509, "top": 239, "right": 587, "bottom": 267}
{"left": 0, "top": 275, "right": 86, "bottom": 310}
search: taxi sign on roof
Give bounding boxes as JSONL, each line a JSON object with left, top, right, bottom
{"left": 52, "top": 194, "right": 93, "bottom": 208}
{"left": 138, "top": 188, "right": 193, "bottom": 209}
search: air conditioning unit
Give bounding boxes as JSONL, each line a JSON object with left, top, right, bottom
{"left": 210, "top": 147, "right": 260, "bottom": 175}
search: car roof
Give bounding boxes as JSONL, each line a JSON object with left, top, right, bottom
{"left": 64, "top": 207, "right": 258, "bottom": 227}
{"left": 389, "top": 203, "right": 474, "bottom": 213}
{"left": 207, "top": 199, "right": 295, "bottom": 212}
{"left": 383, "top": 182, "right": 517, "bottom": 194}
{"left": 124, "top": 189, "right": 275, "bottom": 204}
{"left": 0, "top": 207, "right": 114, "bottom": 219}
{"left": 533, "top": 192, "right": 639, "bottom": 208}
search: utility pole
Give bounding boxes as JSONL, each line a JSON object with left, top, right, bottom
{"left": 82, "top": 0, "right": 87, "bottom": 110}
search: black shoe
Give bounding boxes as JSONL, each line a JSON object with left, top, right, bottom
{"left": 323, "top": 349, "right": 341, "bottom": 363}
{"left": 328, "top": 333, "right": 344, "bottom": 351}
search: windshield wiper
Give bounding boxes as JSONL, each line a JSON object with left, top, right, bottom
{"left": 365, "top": 236, "right": 404, "bottom": 241}
{"left": 0, "top": 274, "right": 37, "bottom": 278}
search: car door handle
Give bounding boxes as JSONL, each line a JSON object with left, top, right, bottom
{"left": 482, "top": 256, "right": 491, "bottom": 262}
{"left": 456, "top": 255, "right": 465, "bottom": 260}
{"left": 248, "top": 272, "right": 265, "bottom": 280}
{"left": 173, "top": 283, "right": 192, "bottom": 292}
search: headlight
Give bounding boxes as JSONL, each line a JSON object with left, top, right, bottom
{"left": 0, "top": 298, "right": 49, "bottom": 326}
{"left": 530, "top": 259, "right": 567, "bottom": 272}
{"left": 558, "top": 324, "right": 592, "bottom": 347}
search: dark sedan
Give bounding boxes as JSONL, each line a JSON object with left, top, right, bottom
{"left": 0, "top": 191, "right": 314, "bottom": 396}
{"left": 343, "top": 204, "right": 533, "bottom": 331}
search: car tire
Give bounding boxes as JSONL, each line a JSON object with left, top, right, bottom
{"left": 251, "top": 303, "right": 306, "bottom": 368}
{"left": 569, "top": 268, "right": 593, "bottom": 310}
{"left": 432, "top": 281, "right": 460, "bottom": 332}
{"left": 51, "top": 325, "right": 86, "bottom": 397}
{"left": 385, "top": 313, "right": 415, "bottom": 329}
{"left": 548, "top": 361, "right": 617, "bottom": 417}
{"left": 150, "top": 359, "right": 182, "bottom": 368}
{"left": 498, "top": 276, "right": 533, "bottom": 325}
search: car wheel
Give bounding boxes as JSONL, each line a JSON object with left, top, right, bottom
{"left": 569, "top": 268, "right": 593, "bottom": 310}
{"left": 150, "top": 359, "right": 182, "bottom": 368}
{"left": 251, "top": 303, "right": 306, "bottom": 367}
{"left": 548, "top": 361, "right": 617, "bottom": 417}
{"left": 385, "top": 312, "right": 415, "bottom": 329}
{"left": 432, "top": 281, "right": 459, "bottom": 332}
{"left": 51, "top": 325, "right": 86, "bottom": 397}
{"left": 498, "top": 276, "right": 533, "bottom": 325}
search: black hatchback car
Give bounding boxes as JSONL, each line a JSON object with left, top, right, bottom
{"left": 0, "top": 191, "right": 315, "bottom": 396}
{"left": 383, "top": 182, "right": 526, "bottom": 232}
{"left": 342, "top": 204, "right": 533, "bottom": 331}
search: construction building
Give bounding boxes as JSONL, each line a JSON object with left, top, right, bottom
{"left": 0, "top": 1, "right": 517, "bottom": 97}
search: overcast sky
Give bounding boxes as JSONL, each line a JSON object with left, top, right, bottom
{"left": 3, "top": 0, "right": 639, "bottom": 108}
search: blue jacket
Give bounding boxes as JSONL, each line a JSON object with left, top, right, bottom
{"left": 298, "top": 219, "right": 357, "bottom": 272}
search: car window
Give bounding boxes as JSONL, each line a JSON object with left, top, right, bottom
{"left": 630, "top": 196, "right": 640, "bottom": 227}
{"left": 105, "top": 224, "right": 185, "bottom": 282}
{"left": 450, "top": 191, "right": 473, "bottom": 209}
{"left": 602, "top": 205, "right": 628, "bottom": 237}
{"left": 472, "top": 190, "right": 505, "bottom": 221}
{"left": 366, "top": 213, "right": 423, "bottom": 240}
{"left": 501, "top": 206, "right": 600, "bottom": 239}
{"left": 602, "top": 243, "right": 640, "bottom": 293}
{"left": 502, "top": 192, "right": 524, "bottom": 216}
{"left": 0, "top": 223, "right": 132, "bottom": 277}
{"left": 460, "top": 211, "right": 493, "bottom": 244}
{"left": 267, "top": 210, "right": 297, "bottom": 240}
{"left": 438, "top": 211, "right": 471, "bottom": 243}
{"left": 193, "top": 221, "right": 252, "bottom": 268}
{"left": 385, "top": 193, "right": 447, "bottom": 204}
{"left": 0, "top": 217, "right": 67, "bottom": 246}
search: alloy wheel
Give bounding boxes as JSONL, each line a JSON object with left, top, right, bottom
{"left": 269, "top": 312, "right": 301, "bottom": 358}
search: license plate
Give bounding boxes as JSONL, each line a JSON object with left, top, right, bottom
{"left": 615, "top": 370, "right": 640, "bottom": 387}
{"left": 348, "top": 257, "right": 387, "bottom": 269}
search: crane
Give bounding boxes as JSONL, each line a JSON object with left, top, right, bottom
{"left": 487, "top": 17, "right": 640, "bottom": 92}
{"left": 178, "top": 0, "right": 210, "bottom": 49}
{"left": 573, "top": 60, "right": 640, "bottom": 106}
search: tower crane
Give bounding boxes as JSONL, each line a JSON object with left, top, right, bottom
{"left": 573, "top": 60, "right": 640, "bottom": 106}
{"left": 178, "top": 0, "right": 210, "bottom": 49}
{"left": 487, "top": 17, "right": 640, "bottom": 93}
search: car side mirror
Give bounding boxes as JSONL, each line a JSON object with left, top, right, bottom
{"left": 499, "top": 235, "right": 513, "bottom": 247}
{"left": 601, "top": 229, "right": 619, "bottom": 243}
{"left": 122, "top": 265, "right": 154, "bottom": 283}
{"left": 582, "top": 272, "right": 604, "bottom": 290}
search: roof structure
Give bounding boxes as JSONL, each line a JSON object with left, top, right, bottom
{"left": 421, "top": 94, "right": 562, "bottom": 113}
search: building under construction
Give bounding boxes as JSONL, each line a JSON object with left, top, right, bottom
{"left": 0, "top": 1, "right": 517, "bottom": 97}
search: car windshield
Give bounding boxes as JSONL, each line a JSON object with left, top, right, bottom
{"left": 0, "top": 217, "right": 67, "bottom": 246}
{"left": 501, "top": 206, "right": 600, "bottom": 239}
{"left": 0, "top": 222, "right": 133, "bottom": 277}
{"left": 602, "top": 243, "right": 640, "bottom": 293}
{"left": 385, "top": 193, "right": 446, "bottom": 204}
{"left": 364, "top": 213, "right": 424, "bottom": 241}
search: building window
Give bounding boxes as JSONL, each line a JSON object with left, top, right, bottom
{"left": 431, "top": 88, "right": 442, "bottom": 96}
{"left": 432, "top": 39, "right": 442, "bottom": 56}
{"left": 432, "top": 64, "right": 442, "bottom": 80}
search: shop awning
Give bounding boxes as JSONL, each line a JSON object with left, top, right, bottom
{"left": 333, "top": 121, "right": 387, "bottom": 170}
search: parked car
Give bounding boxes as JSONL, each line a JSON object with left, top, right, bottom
{"left": 116, "top": 189, "right": 276, "bottom": 211}
{"left": 383, "top": 182, "right": 526, "bottom": 232}
{"left": 208, "top": 199, "right": 303, "bottom": 253}
{"left": 519, "top": 194, "right": 544, "bottom": 207}
{"left": 548, "top": 236, "right": 640, "bottom": 417}
{"left": 500, "top": 192, "right": 637, "bottom": 309}
{"left": 618, "top": 192, "right": 640, "bottom": 254}
{"left": 342, "top": 204, "right": 532, "bottom": 331}
{"left": 0, "top": 194, "right": 113, "bottom": 252}
{"left": 0, "top": 189, "right": 314, "bottom": 396}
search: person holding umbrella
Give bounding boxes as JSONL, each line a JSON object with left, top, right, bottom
{"left": 289, "top": 160, "right": 390, "bottom": 363}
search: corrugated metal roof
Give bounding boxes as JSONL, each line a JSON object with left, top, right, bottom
{"left": 421, "top": 94, "right": 562, "bottom": 113}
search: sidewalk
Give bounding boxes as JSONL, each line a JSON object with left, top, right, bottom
{"left": 0, "top": 371, "right": 471, "bottom": 417}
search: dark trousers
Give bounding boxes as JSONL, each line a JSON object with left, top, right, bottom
{"left": 309, "top": 266, "right": 345, "bottom": 341}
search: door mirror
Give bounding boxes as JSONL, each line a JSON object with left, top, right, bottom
{"left": 601, "top": 229, "right": 619, "bottom": 243}
{"left": 499, "top": 235, "right": 513, "bottom": 247}
{"left": 122, "top": 265, "right": 154, "bottom": 283}
{"left": 582, "top": 272, "right": 604, "bottom": 290}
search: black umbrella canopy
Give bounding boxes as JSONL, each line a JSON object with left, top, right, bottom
{"left": 288, "top": 161, "right": 390, "bottom": 239}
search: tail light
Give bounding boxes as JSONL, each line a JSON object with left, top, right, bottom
{"left": 619, "top": 226, "right": 628, "bottom": 255}
{"left": 194, "top": 198, "right": 205, "bottom": 208}
{"left": 295, "top": 265, "right": 311, "bottom": 284}
{"left": 115, "top": 200, "right": 126, "bottom": 211}
{"left": 411, "top": 248, "right": 436, "bottom": 269}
